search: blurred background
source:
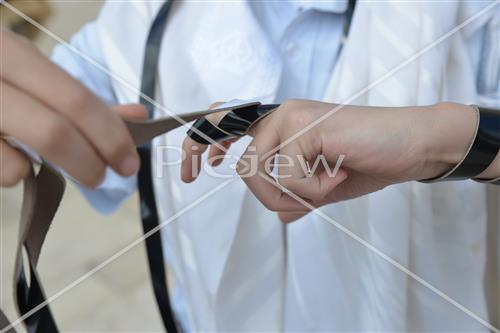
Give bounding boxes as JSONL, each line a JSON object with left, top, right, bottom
{"left": 1, "top": 1, "right": 164, "bottom": 331}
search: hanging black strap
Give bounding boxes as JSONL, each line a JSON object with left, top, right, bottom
{"left": 0, "top": 311, "right": 15, "bottom": 333}
{"left": 0, "top": 163, "right": 65, "bottom": 333}
{"left": 137, "top": 1, "right": 178, "bottom": 332}
{"left": 14, "top": 164, "right": 64, "bottom": 333}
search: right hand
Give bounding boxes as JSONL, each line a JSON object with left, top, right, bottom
{"left": 181, "top": 99, "right": 478, "bottom": 223}
{"left": 0, "top": 31, "right": 141, "bottom": 187}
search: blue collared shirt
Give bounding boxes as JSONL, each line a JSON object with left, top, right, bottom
{"left": 250, "top": 1, "right": 347, "bottom": 101}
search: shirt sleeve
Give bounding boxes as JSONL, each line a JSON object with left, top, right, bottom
{"left": 51, "top": 22, "right": 137, "bottom": 214}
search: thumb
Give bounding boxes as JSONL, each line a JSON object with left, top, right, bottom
{"left": 277, "top": 211, "right": 309, "bottom": 223}
{"left": 112, "top": 104, "right": 148, "bottom": 120}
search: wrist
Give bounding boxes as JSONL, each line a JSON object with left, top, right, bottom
{"left": 419, "top": 103, "right": 478, "bottom": 180}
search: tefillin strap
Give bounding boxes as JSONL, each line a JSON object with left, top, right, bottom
{"left": 186, "top": 102, "right": 280, "bottom": 144}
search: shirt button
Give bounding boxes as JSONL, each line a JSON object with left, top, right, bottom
{"left": 285, "top": 42, "right": 297, "bottom": 56}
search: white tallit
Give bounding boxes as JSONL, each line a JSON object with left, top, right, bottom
{"left": 95, "top": 1, "right": 500, "bottom": 331}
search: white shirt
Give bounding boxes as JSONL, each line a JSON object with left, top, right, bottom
{"left": 52, "top": 2, "right": 498, "bottom": 330}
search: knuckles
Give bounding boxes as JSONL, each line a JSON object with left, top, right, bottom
{"left": 60, "top": 88, "right": 95, "bottom": 117}
{"left": 82, "top": 164, "right": 106, "bottom": 188}
{"left": 1, "top": 31, "right": 40, "bottom": 69}
{"left": 304, "top": 189, "right": 327, "bottom": 202}
{"left": 37, "top": 118, "right": 71, "bottom": 154}
{"left": 262, "top": 198, "right": 281, "bottom": 212}
{"left": 1, "top": 31, "right": 37, "bottom": 53}
{"left": 277, "top": 99, "right": 316, "bottom": 131}
{"left": 106, "top": 138, "right": 132, "bottom": 166}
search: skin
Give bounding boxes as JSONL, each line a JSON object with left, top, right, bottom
{"left": 0, "top": 31, "right": 143, "bottom": 188}
{"left": 181, "top": 99, "right": 500, "bottom": 223}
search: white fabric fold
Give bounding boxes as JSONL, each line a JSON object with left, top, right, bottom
{"left": 93, "top": 1, "right": 499, "bottom": 331}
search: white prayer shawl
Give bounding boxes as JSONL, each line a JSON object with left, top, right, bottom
{"left": 96, "top": 1, "right": 500, "bottom": 331}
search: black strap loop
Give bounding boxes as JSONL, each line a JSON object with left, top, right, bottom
{"left": 137, "top": 1, "right": 179, "bottom": 332}
{"left": 187, "top": 103, "right": 280, "bottom": 144}
{"left": 186, "top": 118, "right": 232, "bottom": 145}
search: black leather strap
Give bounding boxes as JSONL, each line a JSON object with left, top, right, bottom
{"left": 15, "top": 256, "right": 58, "bottom": 333}
{"left": 472, "top": 106, "right": 500, "bottom": 184}
{"left": 186, "top": 118, "right": 231, "bottom": 145}
{"left": 446, "top": 106, "right": 498, "bottom": 180}
{"left": 138, "top": 1, "right": 178, "bottom": 332}
{"left": 140, "top": 1, "right": 173, "bottom": 118}
{"left": 0, "top": 163, "right": 65, "bottom": 333}
{"left": 187, "top": 103, "right": 280, "bottom": 144}
{"left": 0, "top": 311, "right": 15, "bottom": 333}
{"left": 218, "top": 104, "right": 280, "bottom": 136}
{"left": 14, "top": 164, "right": 64, "bottom": 333}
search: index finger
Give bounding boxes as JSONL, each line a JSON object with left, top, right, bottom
{"left": 180, "top": 102, "right": 227, "bottom": 182}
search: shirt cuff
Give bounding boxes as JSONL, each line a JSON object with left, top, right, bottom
{"left": 76, "top": 167, "right": 137, "bottom": 214}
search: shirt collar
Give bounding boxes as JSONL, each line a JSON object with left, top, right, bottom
{"left": 291, "top": 0, "right": 348, "bottom": 14}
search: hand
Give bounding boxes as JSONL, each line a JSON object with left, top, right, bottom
{"left": 181, "top": 99, "right": 479, "bottom": 222}
{"left": 0, "top": 31, "right": 142, "bottom": 187}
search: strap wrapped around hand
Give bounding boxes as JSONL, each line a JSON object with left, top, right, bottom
{"left": 186, "top": 102, "right": 280, "bottom": 144}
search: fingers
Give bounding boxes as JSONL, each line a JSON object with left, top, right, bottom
{"left": 238, "top": 132, "right": 311, "bottom": 212}
{"left": 1, "top": 32, "right": 139, "bottom": 177}
{"left": 280, "top": 167, "right": 349, "bottom": 202}
{"left": 262, "top": 123, "right": 347, "bottom": 202}
{"left": 208, "top": 139, "right": 234, "bottom": 167}
{"left": 112, "top": 104, "right": 148, "bottom": 120}
{"left": 1, "top": 82, "right": 106, "bottom": 187}
{"left": 277, "top": 211, "right": 308, "bottom": 223}
{"left": 181, "top": 101, "right": 228, "bottom": 182}
{"left": 181, "top": 133, "right": 233, "bottom": 182}
{"left": 0, "top": 140, "right": 31, "bottom": 187}
{"left": 181, "top": 136, "right": 209, "bottom": 183}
